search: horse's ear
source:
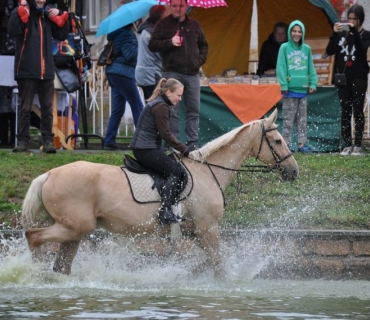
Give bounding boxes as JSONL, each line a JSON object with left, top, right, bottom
{"left": 266, "top": 109, "right": 278, "bottom": 127}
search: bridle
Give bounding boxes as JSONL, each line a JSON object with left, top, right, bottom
{"left": 255, "top": 122, "right": 294, "bottom": 171}
{"left": 189, "top": 122, "right": 294, "bottom": 206}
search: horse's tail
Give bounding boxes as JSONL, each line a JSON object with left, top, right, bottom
{"left": 21, "top": 172, "right": 49, "bottom": 230}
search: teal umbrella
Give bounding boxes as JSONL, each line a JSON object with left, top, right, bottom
{"left": 309, "top": 0, "right": 339, "bottom": 24}
{"left": 96, "top": 0, "right": 159, "bottom": 37}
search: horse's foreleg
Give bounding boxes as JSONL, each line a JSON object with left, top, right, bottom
{"left": 196, "top": 226, "right": 225, "bottom": 278}
{"left": 53, "top": 240, "right": 80, "bottom": 275}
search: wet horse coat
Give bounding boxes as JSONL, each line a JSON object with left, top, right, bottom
{"left": 21, "top": 109, "right": 299, "bottom": 276}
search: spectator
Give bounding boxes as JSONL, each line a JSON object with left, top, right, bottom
{"left": 8, "top": 0, "right": 70, "bottom": 153}
{"left": 104, "top": 23, "right": 144, "bottom": 151}
{"left": 276, "top": 20, "right": 318, "bottom": 153}
{"left": 18, "top": 0, "right": 69, "bottom": 27}
{"left": 257, "top": 22, "right": 288, "bottom": 76}
{"left": 149, "top": 0, "right": 208, "bottom": 149}
{"left": 326, "top": 4, "right": 370, "bottom": 156}
{"left": 0, "top": 86, "right": 15, "bottom": 147}
{"left": 135, "top": 5, "right": 167, "bottom": 100}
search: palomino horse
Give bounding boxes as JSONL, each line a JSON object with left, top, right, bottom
{"left": 21, "top": 109, "right": 298, "bottom": 276}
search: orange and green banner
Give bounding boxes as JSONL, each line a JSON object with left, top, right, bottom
{"left": 179, "top": 86, "right": 341, "bottom": 152}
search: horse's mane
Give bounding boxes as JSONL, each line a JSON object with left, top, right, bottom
{"left": 191, "top": 119, "right": 261, "bottom": 162}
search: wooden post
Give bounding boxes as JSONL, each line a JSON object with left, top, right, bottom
{"left": 50, "top": 0, "right": 75, "bottom": 150}
{"left": 70, "top": 0, "right": 75, "bottom": 13}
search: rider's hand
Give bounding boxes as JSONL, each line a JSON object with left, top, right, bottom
{"left": 183, "top": 145, "right": 196, "bottom": 157}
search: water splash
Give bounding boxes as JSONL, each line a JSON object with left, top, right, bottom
{"left": 1, "top": 233, "right": 370, "bottom": 319}
{"left": 1, "top": 232, "right": 369, "bottom": 297}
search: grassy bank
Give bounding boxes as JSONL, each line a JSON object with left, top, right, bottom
{"left": 0, "top": 149, "right": 369, "bottom": 230}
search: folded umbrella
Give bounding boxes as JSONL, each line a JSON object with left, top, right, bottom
{"left": 96, "top": 0, "right": 159, "bottom": 37}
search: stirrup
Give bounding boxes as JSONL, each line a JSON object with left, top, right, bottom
{"left": 158, "top": 206, "right": 185, "bottom": 225}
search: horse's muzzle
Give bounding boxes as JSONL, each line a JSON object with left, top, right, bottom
{"left": 281, "top": 167, "right": 299, "bottom": 181}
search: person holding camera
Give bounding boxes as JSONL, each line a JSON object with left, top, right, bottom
{"left": 326, "top": 4, "right": 370, "bottom": 156}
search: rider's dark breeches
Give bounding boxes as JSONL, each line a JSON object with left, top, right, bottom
{"left": 132, "top": 148, "right": 187, "bottom": 206}
{"left": 160, "top": 164, "right": 187, "bottom": 206}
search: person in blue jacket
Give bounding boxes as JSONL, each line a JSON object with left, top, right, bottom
{"left": 276, "top": 20, "right": 318, "bottom": 153}
{"left": 104, "top": 23, "right": 144, "bottom": 151}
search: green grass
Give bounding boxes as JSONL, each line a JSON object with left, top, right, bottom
{"left": 223, "top": 154, "right": 370, "bottom": 230}
{"left": 0, "top": 150, "right": 369, "bottom": 230}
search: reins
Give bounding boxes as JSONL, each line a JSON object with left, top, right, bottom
{"left": 255, "top": 123, "right": 294, "bottom": 171}
{"left": 191, "top": 122, "right": 294, "bottom": 207}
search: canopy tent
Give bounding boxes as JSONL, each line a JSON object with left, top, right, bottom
{"left": 189, "top": 0, "right": 336, "bottom": 76}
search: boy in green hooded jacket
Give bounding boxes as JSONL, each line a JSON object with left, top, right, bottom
{"left": 276, "top": 20, "right": 317, "bottom": 153}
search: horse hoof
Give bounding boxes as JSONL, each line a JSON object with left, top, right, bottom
{"left": 53, "top": 265, "right": 71, "bottom": 275}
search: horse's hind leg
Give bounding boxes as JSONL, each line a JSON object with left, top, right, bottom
{"left": 25, "top": 224, "right": 85, "bottom": 275}
{"left": 53, "top": 240, "right": 80, "bottom": 275}
{"left": 25, "top": 224, "right": 83, "bottom": 247}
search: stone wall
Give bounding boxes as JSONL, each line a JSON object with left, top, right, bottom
{"left": 222, "top": 230, "right": 370, "bottom": 280}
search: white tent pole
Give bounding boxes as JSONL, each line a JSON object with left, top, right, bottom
{"left": 70, "top": 0, "right": 75, "bottom": 12}
{"left": 249, "top": 0, "right": 258, "bottom": 74}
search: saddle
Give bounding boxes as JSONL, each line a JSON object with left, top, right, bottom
{"left": 124, "top": 153, "right": 167, "bottom": 192}
{"left": 121, "top": 153, "right": 193, "bottom": 204}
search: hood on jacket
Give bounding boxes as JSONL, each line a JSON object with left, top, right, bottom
{"left": 107, "top": 25, "right": 132, "bottom": 41}
{"left": 138, "top": 20, "right": 154, "bottom": 34}
{"left": 287, "top": 20, "right": 305, "bottom": 47}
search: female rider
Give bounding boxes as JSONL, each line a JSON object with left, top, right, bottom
{"left": 130, "top": 78, "right": 195, "bottom": 225}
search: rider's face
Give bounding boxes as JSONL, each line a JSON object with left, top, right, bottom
{"left": 166, "top": 86, "right": 183, "bottom": 106}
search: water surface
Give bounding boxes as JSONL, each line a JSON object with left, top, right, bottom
{"left": 1, "top": 234, "right": 370, "bottom": 319}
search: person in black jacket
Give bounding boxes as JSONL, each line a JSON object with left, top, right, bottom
{"left": 326, "top": 4, "right": 370, "bottom": 156}
{"left": 130, "top": 78, "right": 195, "bottom": 225}
{"left": 149, "top": 0, "right": 208, "bottom": 150}
{"left": 257, "top": 22, "right": 288, "bottom": 76}
{"left": 8, "top": 0, "right": 69, "bottom": 153}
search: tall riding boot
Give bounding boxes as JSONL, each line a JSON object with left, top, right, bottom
{"left": 158, "top": 173, "right": 186, "bottom": 225}
{"left": 158, "top": 205, "right": 183, "bottom": 225}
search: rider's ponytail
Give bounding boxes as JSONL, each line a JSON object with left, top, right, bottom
{"left": 147, "top": 78, "right": 184, "bottom": 102}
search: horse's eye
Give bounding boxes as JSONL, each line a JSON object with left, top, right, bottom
{"left": 275, "top": 139, "right": 282, "bottom": 145}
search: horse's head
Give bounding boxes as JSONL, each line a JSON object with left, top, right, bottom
{"left": 254, "top": 109, "right": 299, "bottom": 181}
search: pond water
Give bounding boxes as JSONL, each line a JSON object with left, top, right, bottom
{"left": 1, "top": 234, "right": 370, "bottom": 319}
